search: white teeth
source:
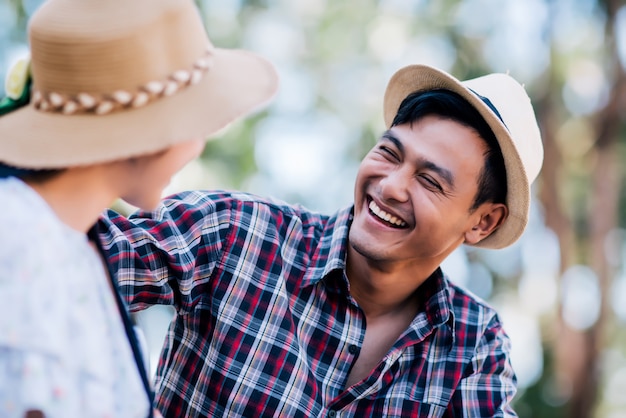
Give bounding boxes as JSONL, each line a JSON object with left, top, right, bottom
{"left": 368, "top": 201, "right": 407, "bottom": 227}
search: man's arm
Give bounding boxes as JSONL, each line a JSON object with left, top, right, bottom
{"left": 447, "top": 315, "right": 518, "bottom": 417}
{"left": 96, "top": 190, "right": 230, "bottom": 313}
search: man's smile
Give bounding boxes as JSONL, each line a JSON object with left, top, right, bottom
{"left": 368, "top": 199, "right": 407, "bottom": 228}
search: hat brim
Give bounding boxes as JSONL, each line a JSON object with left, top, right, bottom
{"left": 0, "top": 47, "right": 278, "bottom": 169}
{"left": 383, "top": 64, "right": 528, "bottom": 249}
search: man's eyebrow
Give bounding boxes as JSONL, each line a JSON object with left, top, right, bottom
{"left": 381, "top": 130, "right": 455, "bottom": 189}
{"left": 423, "top": 160, "right": 455, "bottom": 189}
{"left": 381, "top": 130, "right": 404, "bottom": 155}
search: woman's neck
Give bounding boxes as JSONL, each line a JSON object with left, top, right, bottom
{"left": 25, "top": 165, "right": 119, "bottom": 233}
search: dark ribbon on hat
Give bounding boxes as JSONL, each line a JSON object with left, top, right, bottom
{"left": 468, "top": 88, "right": 508, "bottom": 130}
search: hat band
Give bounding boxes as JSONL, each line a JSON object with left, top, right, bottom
{"left": 468, "top": 88, "right": 508, "bottom": 129}
{"left": 31, "top": 47, "right": 214, "bottom": 115}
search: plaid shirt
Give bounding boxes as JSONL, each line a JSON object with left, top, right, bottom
{"left": 96, "top": 190, "right": 517, "bottom": 418}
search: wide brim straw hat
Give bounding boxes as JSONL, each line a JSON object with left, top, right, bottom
{"left": 383, "top": 64, "right": 543, "bottom": 249}
{"left": 0, "top": 0, "right": 278, "bottom": 168}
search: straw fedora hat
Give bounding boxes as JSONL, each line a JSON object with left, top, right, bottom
{"left": 383, "top": 64, "right": 543, "bottom": 249}
{"left": 0, "top": 0, "right": 278, "bottom": 169}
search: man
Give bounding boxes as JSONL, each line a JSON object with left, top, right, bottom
{"left": 96, "top": 64, "right": 543, "bottom": 417}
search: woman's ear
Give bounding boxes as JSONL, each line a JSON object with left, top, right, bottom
{"left": 464, "top": 203, "right": 508, "bottom": 245}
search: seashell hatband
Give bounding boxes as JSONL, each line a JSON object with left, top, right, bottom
{"left": 32, "top": 48, "right": 214, "bottom": 115}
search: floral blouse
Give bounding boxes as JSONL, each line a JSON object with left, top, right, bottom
{"left": 0, "top": 177, "right": 150, "bottom": 418}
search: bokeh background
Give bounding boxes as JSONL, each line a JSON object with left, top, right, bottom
{"left": 2, "top": 0, "right": 626, "bottom": 416}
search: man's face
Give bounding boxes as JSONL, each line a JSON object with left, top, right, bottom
{"left": 350, "top": 114, "right": 489, "bottom": 267}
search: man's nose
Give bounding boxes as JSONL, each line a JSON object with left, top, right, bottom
{"left": 379, "top": 168, "right": 410, "bottom": 203}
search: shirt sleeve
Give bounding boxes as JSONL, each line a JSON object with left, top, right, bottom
{"left": 446, "top": 315, "right": 518, "bottom": 417}
{"left": 96, "top": 191, "right": 232, "bottom": 314}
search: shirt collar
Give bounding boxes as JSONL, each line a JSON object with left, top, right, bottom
{"left": 406, "top": 268, "right": 456, "bottom": 350}
{"left": 299, "top": 205, "right": 353, "bottom": 288}
{"left": 298, "top": 206, "right": 456, "bottom": 345}
{"left": 419, "top": 268, "right": 453, "bottom": 327}
{"left": 298, "top": 205, "right": 455, "bottom": 325}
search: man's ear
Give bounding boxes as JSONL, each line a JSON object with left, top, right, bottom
{"left": 464, "top": 203, "right": 508, "bottom": 245}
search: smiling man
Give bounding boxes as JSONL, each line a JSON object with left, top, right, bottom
{"left": 96, "top": 64, "right": 543, "bottom": 417}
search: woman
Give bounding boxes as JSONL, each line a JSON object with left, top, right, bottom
{"left": 0, "top": 0, "right": 277, "bottom": 416}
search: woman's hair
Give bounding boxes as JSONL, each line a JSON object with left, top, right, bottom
{"left": 391, "top": 89, "right": 507, "bottom": 211}
{"left": 0, "top": 163, "right": 64, "bottom": 182}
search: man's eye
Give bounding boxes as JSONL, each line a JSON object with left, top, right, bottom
{"left": 380, "top": 146, "right": 398, "bottom": 159}
{"left": 420, "top": 175, "right": 443, "bottom": 192}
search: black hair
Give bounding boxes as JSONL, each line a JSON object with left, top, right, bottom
{"left": 0, "top": 162, "right": 64, "bottom": 182}
{"left": 391, "top": 89, "right": 507, "bottom": 211}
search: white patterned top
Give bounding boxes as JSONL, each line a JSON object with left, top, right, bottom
{"left": 0, "top": 177, "right": 150, "bottom": 418}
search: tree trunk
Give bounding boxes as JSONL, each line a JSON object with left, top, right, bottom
{"left": 540, "top": 0, "right": 625, "bottom": 416}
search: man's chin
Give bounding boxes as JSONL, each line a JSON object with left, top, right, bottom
{"left": 348, "top": 231, "right": 387, "bottom": 263}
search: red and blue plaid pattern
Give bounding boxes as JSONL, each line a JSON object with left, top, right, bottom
{"left": 96, "top": 190, "right": 517, "bottom": 417}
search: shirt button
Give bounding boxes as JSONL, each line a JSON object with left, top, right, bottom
{"left": 348, "top": 344, "right": 359, "bottom": 354}
{"left": 328, "top": 411, "right": 337, "bottom": 418}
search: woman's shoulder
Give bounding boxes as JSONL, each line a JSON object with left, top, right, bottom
{"left": 0, "top": 177, "right": 92, "bottom": 351}
{"left": 0, "top": 177, "right": 73, "bottom": 267}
